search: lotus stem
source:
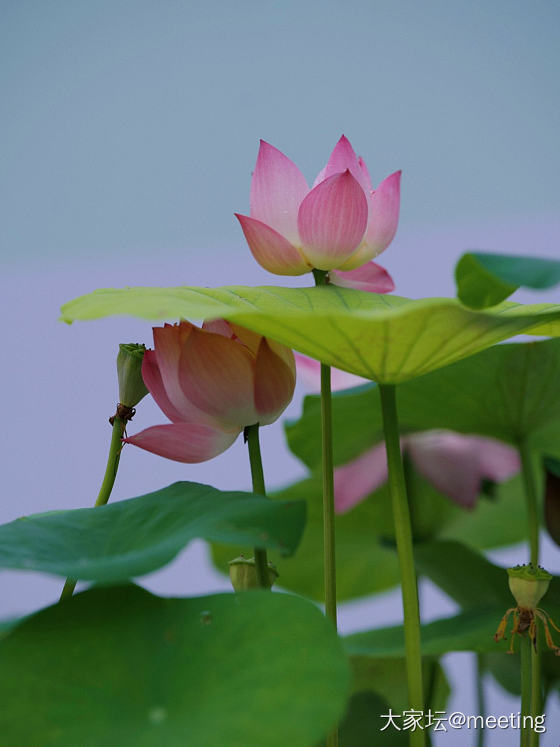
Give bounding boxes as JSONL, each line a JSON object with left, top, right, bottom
{"left": 245, "top": 423, "right": 269, "bottom": 588}
{"left": 59, "top": 415, "right": 126, "bottom": 601}
{"left": 379, "top": 384, "right": 425, "bottom": 747}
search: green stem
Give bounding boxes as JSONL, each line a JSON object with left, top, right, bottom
{"left": 476, "top": 655, "right": 486, "bottom": 747}
{"left": 519, "top": 440, "right": 540, "bottom": 566}
{"left": 59, "top": 416, "right": 126, "bottom": 601}
{"left": 313, "top": 269, "right": 338, "bottom": 747}
{"left": 379, "top": 384, "right": 425, "bottom": 747}
{"left": 312, "top": 270, "right": 337, "bottom": 627}
{"left": 530, "top": 637, "right": 541, "bottom": 747}
{"left": 320, "top": 360, "right": 337, "bottom": 626}
{"left": 520, "top": 636, "right": 532, "bottom": 747}
{"left": 245, "top": 423, "right": 269, "bottom": 589}
{"left": 518, "top": 440, "right": 542, "bottom": 746}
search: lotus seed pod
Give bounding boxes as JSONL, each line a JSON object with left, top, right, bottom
{"left": 507, "top": 563, "right": 552, "bottom": 610}
{"left": 228, "top": 556, "right": 279, "bottom": 591}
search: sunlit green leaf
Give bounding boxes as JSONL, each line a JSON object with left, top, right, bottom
{"left": 61, "top": 285, "right": 560, "bottom": 383}
{"left": 0, "top": 585, "right": 349, "bottom": 746}
{"left": 0, "top": 481, "right": 305, "bottom": 582}
{"left": 456, "top": 252, "right": 560, "bottom": 309}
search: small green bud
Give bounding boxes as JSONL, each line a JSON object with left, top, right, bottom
{"left": 117, "top": 343, "right": 149, "bottom": 408}
{"left": 507, "top": 563, "right": 552, "bottom": 609}
{"left": 228, "top": 556, "right": 279, "bottom": 591}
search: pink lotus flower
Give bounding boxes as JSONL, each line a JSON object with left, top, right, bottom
{"left": 334, "top": 432, "right": 521, "bottom": 512}
{"left": 293, "top": 355, "right": 520, "bottom": 511}
{"left": 125, "top": 320, "right": 296, "bottom": 462}
{"left": 236, "top": 135, "right": 400, "bottom": 293}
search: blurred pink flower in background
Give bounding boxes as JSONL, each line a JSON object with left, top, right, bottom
{"left": 236, "top": 135, "right": 400, "bottom": 292}
{"left": 334, "top": 432, "right": 520, "bottom": 513}
{"left": 125, "top": 320, "right": 295, "bottom": 462}
{"left": 294, "top": 355, "right": 521, "bottom": 511}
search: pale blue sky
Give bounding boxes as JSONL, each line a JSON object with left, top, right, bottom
{"left": 2, "top": 0, "right": 559, "bottom": 265}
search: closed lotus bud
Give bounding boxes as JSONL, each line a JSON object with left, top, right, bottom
{"left": 117, "top": 343, "right": 149, "bottom": 408}
{"left": 507, "top": 564, "right": 552, "bottom": 610}
{"left": 228, "top": 556, "right": 279, "bottom": 591}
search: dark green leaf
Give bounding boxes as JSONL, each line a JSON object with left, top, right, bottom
{"left": 336, "top": 692, "right": 408, "bottom": 746}
{"left": 211, "top": 476, "right": 401, "bottom": 602}
{"left": 349, "top": 656, "right": 449, "bottom": 714}
{"left": 455, "top": 252, "right": 560, "bottom": 309}
{"left": 0, "top": 585, "right": 350, "bottom": 746}
{"left": 0, "top": 481, "right": 305, "bottom": 581}
{"left": 346, "top": 607, "right": 509, "bottom": 657}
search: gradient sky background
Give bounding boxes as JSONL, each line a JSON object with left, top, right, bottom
{"left": 2, "top": 2, "right": 560, "bottom": 744}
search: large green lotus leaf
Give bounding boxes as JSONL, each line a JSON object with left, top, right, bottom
{"left": 347, "top": 607, "right": 560, "bottom": 696}
{"left": 346, "top": 607, "right": 510, "bottom": 657}
{"left": 211, "top": 476, "right": 401, "bottom": 602}
{"left": 211, "top": 466, "right": 527, "bottom": 602}
{"left": 456, "top": 251, "right": 560, "bottom": 309}
{"left": 287, "top": 338, "right": 560, "bottom": 470}
{"left": 60, "top": 285, "right": 560, "bottom": 383}
{"left": 349, "top": 656, "right": 449, "bottom": 715}
{"left": 0, "top": 481, "right": 305, "bottom": 582}
{"left": 335, "top": 691, "right": 408, "bottom": 746}
{"left": 0, "top": 585, "right": 349, "bottom": 746}
{"left": 332, "top": 660, "right": 448, "bottom": 745}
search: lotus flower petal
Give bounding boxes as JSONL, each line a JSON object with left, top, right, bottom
{"left": 364, "top": 170, "right": 401, "bottom": 256}
{"left": 179, "top": 326, "right": 258, "bottom": 427}
{"left": 297, "top": 171, "right": 368, "bottom": 270}
{"left": 406, "top": 431, "right": 519, "bottom": 510}
{"left": 202, "top": 319, "right": 234, "bottom": 338}
{"left": 141, "top": 350, "right": 185, "bottom": 423}
{"left": 334, "top": 444, "right": 389, "bottom": 513}
{"left": 338, "top": 170, "right": 401, "bottom": 269}
{"left": 235, "top": 214, "right": 310, "bottom": 275}
{"left": 254, "top": 339, "right": 296, "bottom": 425}
{"left": 473, "top": 437, "right": 521, "bottom": 483}
{"left": 330, "top": 261, "right": 395, "bottom": 294}
{"left": 124, "top": 422, "right": 240, "bottom": 463}
{"left": 229, "top": 322, "right": 266, "bottom": 356}
{"left": 152, "top": 323, "right": 211, "bottom": 421}
{"left": 321, "top": 135, "right": 370, "bottom": 193}
{"left": 249, "top": 140, "right": 308, "bottom": 245}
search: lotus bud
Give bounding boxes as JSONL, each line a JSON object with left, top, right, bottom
{"left": 117, "top": 343, "right": 149, "bottom": 409}
{"left": 507, "top": 563, "right": 552, "bottom": 610}
{"left": 228, "top": 555, "right": 279, "bottom": 591}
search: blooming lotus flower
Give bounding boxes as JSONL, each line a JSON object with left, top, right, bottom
{"left": 125, "top": 320, "right": 296, "bottom": 462}
{"left": 334, "top": 432, "right": 521, "bottom": 512}
{"left": 293, "top": 355, "right": 520, "bottom": 511}
{"left": 236, "top": 135, "right": 400, "bottom": 292}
